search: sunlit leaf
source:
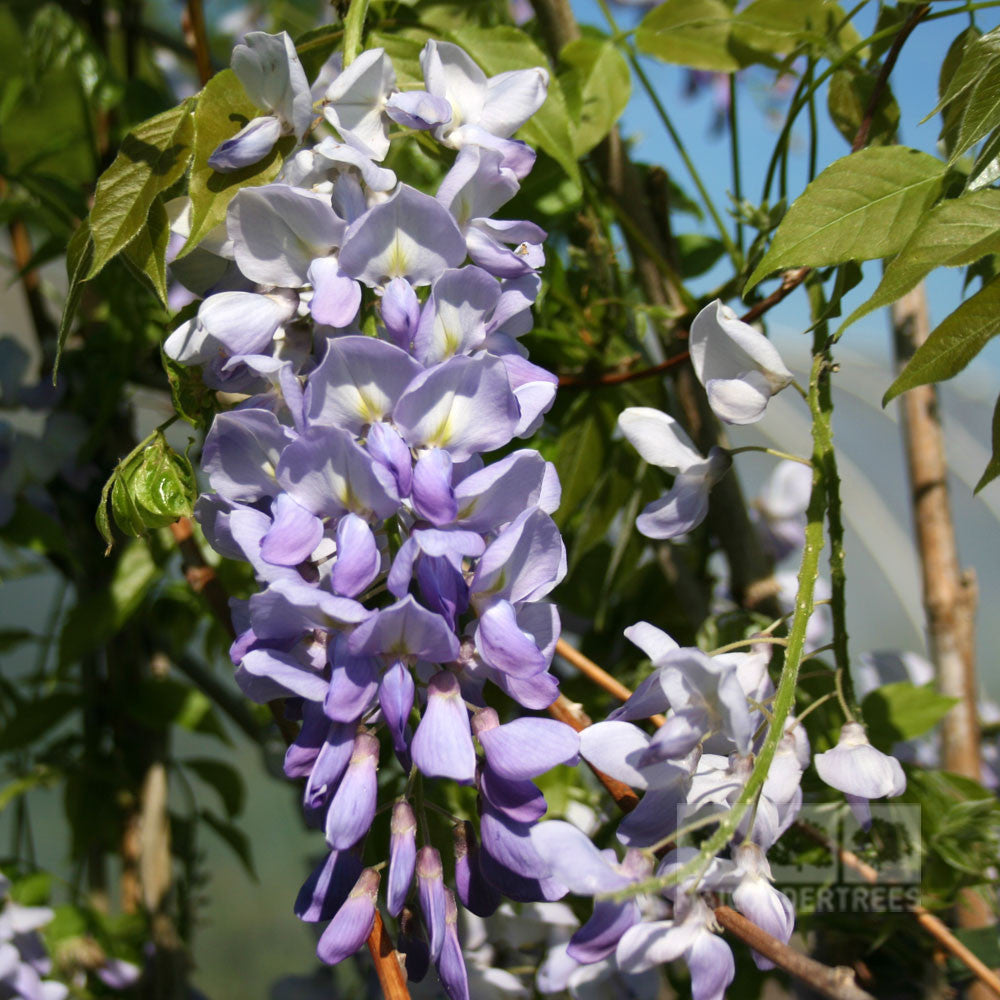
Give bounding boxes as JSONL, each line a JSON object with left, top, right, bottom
{"left": 558, "top": 36, "right": 630, "bottom": 156}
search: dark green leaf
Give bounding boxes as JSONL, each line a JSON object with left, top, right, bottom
{"left": 558, "top": 37, "right": 630, "bottom": 156}
{"left": 122, "top": 195, "right": 170, "bottom": 305}
{"left": 181, "top": 70, "right": 294, "bottom": 255}
{"left": 0, "top": 629, "right": 36, "bottom": 653}
{"left": 129, "top": 679, "right": 231, "bottom": 743}
{"left": 9, "top": 871, "right": 52, "bottom": 906}
{"left": 87, "top": 101, "right": 195, "bottom": 278}
{"left": 294, "top": 23, "right": 345, "bottom": 80}
{"left": 936, "top": 27, "right": 981, "bottom": 156}
{"left": 199, "top": 810, "right": 256, "bottom": 878}
{"left": 55, "top": 220, "right": 93, "bottom": 378}
{"left": 553, "top": 403, "right": 607, "bottom": 527}
{"left": 183, "top": 758, "right": 245, "bottom": 817}
{"left": 0, "top": 693, "right": 78, "bottom": 751}
{"left": 840, "top": 188, "right": 1000, "bottom": 334}
{"left": 676, "top": 233, "right": 726, "bottom": 277}
{"left": 884, "top": 273, "right": 1000, "bottom": 403}
{"left": 975, "top": 395, "right": 1000, "bottom": 493}
{"left": 745, "top": 147, "right": 944, "bottom": 291}
{"left": 862, "top": 682, "right": 958, "bottom": 750}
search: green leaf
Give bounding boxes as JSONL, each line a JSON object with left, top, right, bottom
{"left": 558, "top": 37, "right": 630, "bottom": 156}
{"left": 884, "top": 274, "right": 1000, "bottom": 404}
{"left": 199, "top": 810, "right": 256, "bottom": 878}
{"left": 181, "top": 70, "right": 294, "bottom": 256}
{"left": 55, "top": 220, "right": 93, "bottom": 378}
{"left": 936, "top": 27, "right": 981, "bottom": 156}
{"left": 368, "top": 28, "right": 433, "bottom": 89}
{"left": 0, "top": 629, "right": 36, "bottom": 653}
{"left": 733, "top": 0, "right": 848, "bottom": 56}
{"left": 840, "top": 188, "right": 1000, "bottom": 334}
{"left": 974, "top": 394, "right": 1000, "bottom": 493}
{"left": 442, "top": 25, "right": 580, "bottom": 187}
{"left": 827, "top": 69, "right": 900, "bottom": 148}
{"left": 294, "top": 23, "right": 345, "bottom": 80}
{"left": 122, "top": 195, "right": 170, "bottom": 305}
{"left": 0, "top": 693, "right": 78, "bottom": 751}
{"left": 9, "top": 871, "right": 52, "bottom": 906}
{"left": 745, "top": 147, "right": 944, "bottom": 291}
{"left": 676, "top": 233, "right": 726, "bottom": 278}
{"left": 86, "top": 101, "right": 195, "bottom": 278}
{"left": 966, "top": 126, "right": 1000, "bottom": 192}
{"left": 0, "top": 767, "right": 57, "bottom": 812}
{"left": 862, "top": 682, "right": 958, "bottom": 750}
{"left": 130, "top": 679, "right": 231, "bottom": 743}
{"left": 183, "top": 758, "right": 245, "bottom": 817}
{"left": 637, "top": 0, "right": 743, "bottom": 71}
{"left": 553, "top": 403, "right": 607, "bottom": 528}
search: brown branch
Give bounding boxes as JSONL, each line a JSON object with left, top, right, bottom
{"left": 182, "top": 0, "right": 213, "bottom": 86}
{"left": 558, "top": 350, "right": 690, "bottom": 389}
{"left": 714, "top": 906, "right": 875, "bottom": 1000}
{"left": 367, "top": 911, "right": 411, "bottom": 1000}
{"left": 554, "top": 638, "right": 665, "bottom": 727}
{"left": 890, "top": 285, "right": 995, "bottom": 997}
{"left": 851, "top": 4, "right": 931, "bottom": 154}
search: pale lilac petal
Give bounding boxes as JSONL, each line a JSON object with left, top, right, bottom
{"left": 316, "top": 868, "right": 379, "bottom": 964}
{"left": 420, "top": 40, "right": 487, "bottom": 143}
{"left": 475, "top": 599, "right": 548, "bottom": 678}
{"left": 198, "top": 289, "right": 296, "bottom": 357}
{"left": 635, "top": 474, "right": 711, "bottom": 540}
{"left": 615, "top": 920, "right": 696, "bottom": 973}
{"left": 277, "top": 426, "right": 399, "bottom": 520}
{"left": 284, "top": 703, "right": 329, "bottom": 778}
{"left": 393, "top": 355, "right": 520, "bottom": 462}
{"left": 814, "top": 723, "right": 906, "bottom": 801}
{"left": 478, "top": 803, "right": 566, "bottom": 901}
{"left": 228, "top": 184, "right": 345, "bottom": 286}
{"left": 388, "top": 802, "right": 417, "bottom": 916}
{"left": 306, "top": 334, "right": 424, "bottom": 434}
{"left": 411, "top": 449, "right": 457, "bottom": 525}
{"left": 232, "top": 31, "right": 312, "bottom": 137}
{"left": 493, "top": 667, "right": 560, "bottom": 711}
{"left": 640, "top": 707, "right": 707, "bottom": 763}
{"left": 529, "top": 821, "right": 631, "bottom": 894}
{"left": 479, "top": 768, "right": 547, "bottom": 823}
{"left": 381, "top": 277, "right": 421, "bottom": 348}
{"left": 480, "top": 67, "right": 549, "bottom": 138}
{"left": 367, "top": 421, "right": 413, "bottom": 496}
{"left": 450, "top": 124, "right": 537, "bottom": 178}
{"left": 436, "top": 890, "right": 470, "bottom": 1000}
{"left": 349, "top": 595, "right": 460, "bottom": 662}
{"left": 579, "top": 721, "right": 651, "bottom": 790}
{"left": 616, "top": 785, "right": 689, "bottom": 847}
{"left": 331, "top": 513, "right": 380, "bottom": 598}
{"left": 308, "top": 257, "right": 361, "bottom": 327}
{"left": 325, "top": 733, "right": 379, "bottom": 849}
{"left": 380, "top": 660, "right": 415, "bottom": 766}
{"left": 323, "top": 48, "right": 395, "bottom": 160}
{"left": 385, "top": 90, "right": 452, "bottom": 130}
{"left": 686, "top": 931, "right": 735, "bottom": 1000}
{"left": 202, "top": 409, "right": 290, "bottom": 503}
{"left": 303, "top": 722, "right": 355, "bottom": 809}
{"left": 411, "top": 672, "right": 475, "bottom": 782}
{"left": 413, "top": 266, "right": 499, "bottom": 365}
{"left": 478, "top": 718, "right": 579, "bottom": 779}
{"left": 437, "top": 146, "right": 519, "bottom": 227}
{"left": 236, "top": 647, "right": 327, "bottom": 702}
{"left": 466, "top": 226, "right": 542, "bottom": 278}
{"left": 208, "top": 114, "right": 282, "bottom": 171}
{"left": 416, "top": 846, "right": 447, "bottom": 961}
{"left": 733, "top": 880, "right": 794, "bottom": 970}
{"left": 339, "top": 185, "right": 466, "bottom": 287}
{"left": 260, "top": 493, "right": 323, "bottom": 566}
{"left": 324, "top": 642, "right": 379, "bottom": 723}
{"left": 567, "top": 900, "right": 641, "bottom": 963}
{"left": 313, "top": 135, "right": 397, "bottom": 190}
{"left": 454, "top": 449, "right": 549, "bottom": 530}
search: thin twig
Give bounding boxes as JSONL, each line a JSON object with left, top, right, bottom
{"left": 554, "top": 638, "right": 665, "bottom": 726}
{"left": 851, "top": 4, "right": 931, "bottom": 153}
{"left": 366, "top": 911, "right": 411, "bottom": 1000}
{"left": 182, "top": 0, "right": 212, "bottom": 86}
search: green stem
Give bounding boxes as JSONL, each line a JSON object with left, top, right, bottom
{"left": 596, "top": 0, "right": 739, "bottom": 265}
{"left": 343, "top": 0, "right": 371, "bottom": 68}
{"left": 727, "top": 445, "right": 812, "bottom": 467}
{"left": 728, "top": 74, "right": 743, "bottom": 255}
{"left": 611, "top": 352, "right": 829, "bottom": 903}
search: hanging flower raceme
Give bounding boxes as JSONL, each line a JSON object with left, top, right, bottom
{"left": 166, "top": 31, "right": 579, "bottom": 996}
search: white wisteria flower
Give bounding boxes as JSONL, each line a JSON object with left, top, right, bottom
{"left": 689, "top": 299, "right": 794, "bottom": 424}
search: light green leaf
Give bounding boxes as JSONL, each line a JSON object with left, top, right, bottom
{"left": 884, "top": 274, "right": 1000, "bottom": 404}
{"left": 967, "top": 127, "right": 1000, "bottom": 192}
{"left": 200, "top": 810, "right": 256, "bottom": 878}
{"left": 974, "top": 395, "right": 1000, "bottom": 494}
{"left": 55, "top": 220, "right": 93, "bottom": 378}
{"left": 0, "top": 767, "right": 57, "bottom": 812}
{"left": 827, "top": 69, "right": 900, "bottom": 148}
{"left": 936, "top": 27, "right": 980, "bottom": 156}
{"left": 181, "top": 69, "right": 293, "bottom": 256}
{"left": 637, "top": 0, "right": 743, "bottom": 71}
{"left": 745, "top": 146, "right": 944, "bottom": 291}
{"left": 558, "top": 37, "right": 630, "bottom": 156}
{"left": 86, "top": 101, "right": 194, "bottom": 279}
{"left": 862, "top": 682, "right": 958, "bottom": 750}
{"left": 442, "top": 25, "right": 580, "bottom": 187}
{"left": 840, "top": 188, "right": 1000, "bottom": 333}
{"left": 733, "top": 0, "right": 845, "bottom": 55}
{"left": 162, "top": 348, "right": 216, "bottom": 430}
{"left": 369, "top": 28, "right": 433, "bottom": 88}
{"left": 123, "top": 195, "right": 170, "bottom": 305}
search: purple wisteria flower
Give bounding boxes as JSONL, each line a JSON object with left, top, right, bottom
{"left": 169, "top": 28, "right": 578, "bottom": 997}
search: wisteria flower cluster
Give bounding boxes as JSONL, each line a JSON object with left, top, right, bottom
{"left": 0, "top": 875, "right": 67, "bottom": 1000}
{"left": 164, "top": 31, "right": 581, "bottom": 997}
